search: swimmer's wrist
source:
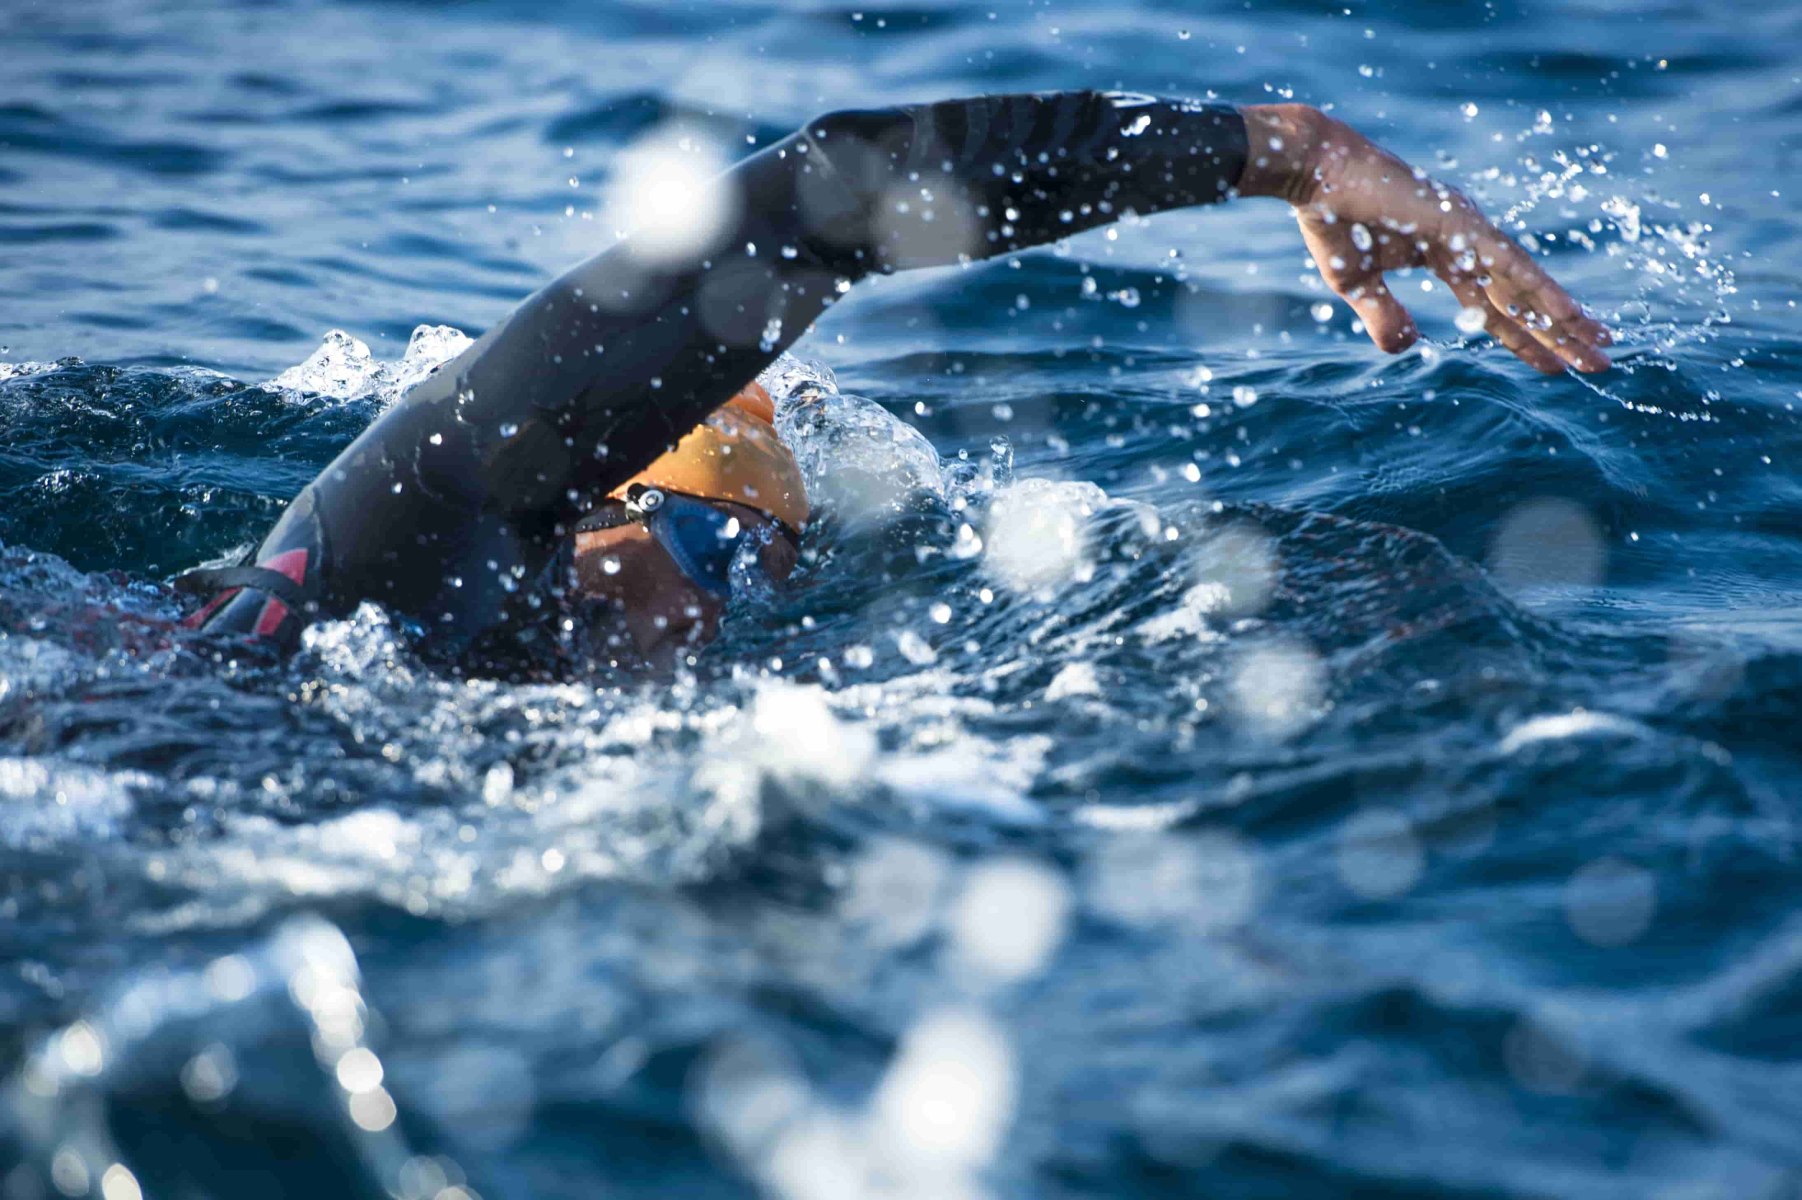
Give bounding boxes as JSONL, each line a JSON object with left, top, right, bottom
{"left": 1235, "top": 104, "right": 1333, "bottom": 206}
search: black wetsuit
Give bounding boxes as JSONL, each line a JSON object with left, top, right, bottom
{"left": 186, "top": 91, "right": 1249, "bottom": 653}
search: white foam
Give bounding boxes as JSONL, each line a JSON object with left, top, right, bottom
{"left": 0, "top": 360, "right": 61, "bottom": 383}
{"left": 1136, "top": 583, "right": 1233, "bottom": 644}
{"left": 0, "top": 758, "right": 140, "bottom": 847}
{"left": 983, "top": 478, "right": 1103, "bottom": 596}
{"left": 1045, "top": 662, "right": 1101, "bottom": 699}
{"left": 749, "top": 682, "right": 878, "bottom": 790}
{"left": 1193, "top": 522, "right": 1278, "bottom": 618}
{"left": 267, "top": 324, "right": 472, "bottom": 406}
{"left": 0, "top": 633, "right": 83, "bottom": 701}
{"left": 875, "top": 731, "right": 1049, "bottom": 827}
{"left": 1500, "top": 710, "right": 1646, "bottom": 754}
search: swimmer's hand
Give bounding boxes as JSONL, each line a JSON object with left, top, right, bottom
{"left": 1237, "top": 104, "right": 1612, "bottom": 374}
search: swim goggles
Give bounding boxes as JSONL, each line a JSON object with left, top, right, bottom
{"left": 573, "top": 483, "right": 796, "bottom": 597}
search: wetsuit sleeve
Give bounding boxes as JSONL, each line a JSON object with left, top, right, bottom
{"left": 192, "top": 91, "right": 1247, "bottom": 651}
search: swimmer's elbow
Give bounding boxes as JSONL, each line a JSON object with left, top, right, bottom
{"left": 775, "top": 105, "right": 920, "bottom": 270}
{"left": 796, "top": 104, "right": 917, "bottom": 199}
{"left": 801, "top": 105, "right": 909, "bottom": 157}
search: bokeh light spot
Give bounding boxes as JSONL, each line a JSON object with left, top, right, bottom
{"left": 1565, "top": 857, "right": 1656, "bottom": 947}
{"left": 1489, "top": 497, "right": 1607, "bottom": 592}
{"left": 948, "top": 858, "right": 1071, "bottom": 985}
{"left": 1336, "top": 809, "right": 1424, "bottom": 899}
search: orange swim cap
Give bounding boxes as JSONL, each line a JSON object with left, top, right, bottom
{"left": 607, "top": 381, "right": 809, "bottom": 534}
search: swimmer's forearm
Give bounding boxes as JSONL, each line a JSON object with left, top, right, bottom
{"left": 1235, "top": 104, "right": 1333, "bottom": 204}
{"left": 1235, "top": 104, "right": 1424, "bottom": 209}
{"left": 790, "top": 92, "right": 1248, "bottom": 272}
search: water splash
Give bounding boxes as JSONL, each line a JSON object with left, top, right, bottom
{"left": 1465, "top": 122, "right": 1741, "bottom": 420}
{"left": 0, "top": 360, "right": 62, "bottom": 384}
{"left": 4, "top": 916, "right": 481, "bottom": 1200}
{"left": 266, "top": 324, "right": 473, "bottom": 406}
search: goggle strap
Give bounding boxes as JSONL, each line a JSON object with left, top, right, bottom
{"left": 571, "top": 507, "right": 636, "bottom": 534}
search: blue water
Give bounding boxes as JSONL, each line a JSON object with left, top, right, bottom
{"left": 4, "top": 0, "right": 1802, "bottom": 1196}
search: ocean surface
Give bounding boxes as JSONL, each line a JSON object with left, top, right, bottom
{"left": 3, "top": 0, "right": 1801, "bottom": 1196}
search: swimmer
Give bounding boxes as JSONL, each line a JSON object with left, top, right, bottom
{"left": 178, "top": 93, "right": 1612, "bottom": 669}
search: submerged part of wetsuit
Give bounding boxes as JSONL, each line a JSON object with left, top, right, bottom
{"left": 191, "top": 91, "right": 1248, "bottom": 650}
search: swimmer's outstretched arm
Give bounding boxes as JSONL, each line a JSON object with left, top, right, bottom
{"left": 190, "top": 92, "right": 1608, "bottom": 649}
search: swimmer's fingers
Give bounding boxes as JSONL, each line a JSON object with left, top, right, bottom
{"left": 1340, "top": 277, "right": 1421, "bottom": 355}
{"left": 1473, "top": 235, "right": 1613, "bottom": 372}
{"left": 1442, "top": 273, "right": 1565, "bottom": 375}
{"left": 1298, "top": 218, "right": 1420, "bottom": 354}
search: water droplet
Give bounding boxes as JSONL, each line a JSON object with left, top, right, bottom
{"left": 100, "top": 1164, "right": 142, "bottom": 1200}
{"left": 949, "top": 860, "right": 1071, "bottom": 985}
{"left": 1489, "top": 498, "right": 1608, "bottom": 590}
{"left": 335, "top": 1047, "right": 384, "bottom": 1093}
{"left": 180, "top": 1044, "right": 238, "bottom": 1103}
{"left": 896, "top": 629, "right": 937, "bottom": 665}
{"left": 1565, "top": 858, "right": 1656, "bottom": 947}
{"left": 348, "top": 1086, "right": 397, "bottom": 1131}
{"left": 51, "top": 1149, "right": 90, "bottom": 1197}
{"left": 1087, "top": 831, "right": 1261, "bottom": 933}
{"left": 1337, "top": 809, "right": 1424, "bottom": 899}
{"left": 57, "top": 1021, "right": 105, "bottom": 1076}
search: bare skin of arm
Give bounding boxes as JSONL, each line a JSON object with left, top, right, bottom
{"left": 1238, "top": 104, "right": 1613, "bottom": 375}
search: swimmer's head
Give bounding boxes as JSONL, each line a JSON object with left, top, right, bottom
{"left": 570, "top": 381, "right": 807, "bottom": 666}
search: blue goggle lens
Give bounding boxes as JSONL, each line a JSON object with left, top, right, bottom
{"left": 577, "top": 485, "right": 793, "bottom": 599}
{"left": 642, "top": 492, "right": 746, "bottom": 598}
